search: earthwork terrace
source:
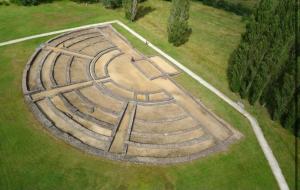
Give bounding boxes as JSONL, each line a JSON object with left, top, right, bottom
{"left": 22, "top": 25, "right": 241, "bottom": 164}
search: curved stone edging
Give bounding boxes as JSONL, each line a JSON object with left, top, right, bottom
{"left": 23, "top": 93, "right": 240, "bottom": 165}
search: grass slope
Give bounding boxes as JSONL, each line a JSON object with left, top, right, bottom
{"left": 0, "top": 0, "right": 296, "bottom": 189}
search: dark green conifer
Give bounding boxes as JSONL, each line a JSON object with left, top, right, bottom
{"left": 227, "top": 0, "right": 297, "bottom": 133}
{"left": 123, "top": 0, "right": 138, "bottom": 21}
{"left": 167, "top": 0, "right": 191, "bottom": 46}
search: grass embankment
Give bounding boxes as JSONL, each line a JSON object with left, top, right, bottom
{"left": 0, "top": 0, "right": 296, "bottom": 189}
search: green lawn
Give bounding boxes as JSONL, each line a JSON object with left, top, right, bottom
{"left": 0, "top": 0, "right": 297, "bottom": 189}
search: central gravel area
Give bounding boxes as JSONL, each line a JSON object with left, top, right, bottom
{"left": 22, "top": 25, "right": 241, "bottom": 164}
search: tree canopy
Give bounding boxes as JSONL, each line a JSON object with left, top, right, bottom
{"left": 227, "top": 0, "right": 298, "bottom": 135}
{"left": 123, "top": 0, "right": 138, "bottom": 21}
{"left": 167, "top": 0, "right": 191, "bottom": 46}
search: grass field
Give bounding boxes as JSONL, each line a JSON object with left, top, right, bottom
{"left": 0, "top": 0, "right": 297, "bottom": 189}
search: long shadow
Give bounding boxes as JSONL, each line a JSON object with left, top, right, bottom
{"left": 135, "top": 6, "right": 156, "bottom": 20}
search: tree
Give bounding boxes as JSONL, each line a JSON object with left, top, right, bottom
{"left": 227, "top": 0, "right": 297, "bottom": 134}
{"left": 10, "top": 0, "right": 54, "bottom": 5}
{"left": 167, "top": 0, "right": 191, "bottom": 46}
{"left": 123, "top": 0, "right": 138, "bottom": 21}
{"left": 103, "top": 0, "right": 122, "bottom": 9}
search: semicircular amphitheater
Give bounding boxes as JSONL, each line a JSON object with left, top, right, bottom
{"left": 22, "top": 25, "right": 242, "bottom": 164}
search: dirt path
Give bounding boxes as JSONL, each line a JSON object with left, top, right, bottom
{"left": 109, "top": 102, "right": 136, "bottom": 153}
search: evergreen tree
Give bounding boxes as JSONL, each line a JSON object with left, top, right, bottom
{"left": 103, "top": 0, "right": 122, "bottom": 9}
{"left": 123, "top": 0, "right": 138, "bottom": 21}
{"left": 282, "top": 101, "right": 296, "bottom": 131}
{"left": 227, "top": 0, "right": 297, "bottom": 134}
{"left": 238, "top": 0, "right": 273, "bottom": 98}
{"left": 167, "top": 0, "right": 191, "bottom": 46}
{"left": 228, "top": 43, "right": 249, "bottom": 92}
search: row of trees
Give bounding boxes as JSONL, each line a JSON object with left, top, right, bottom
{"left": 10, "top": 0, "right": 52, "bottom": 5}
{"left": 197, "top": 0, "right": 253, "bottom": 16}
{"left": 10, "top": 0, "right": 139, "bottom": 21}
{"left": 227, "top": 0, "right": 298, "bottom": 135}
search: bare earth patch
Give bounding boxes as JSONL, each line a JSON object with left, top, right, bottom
{"left": 22, "top": 25, "right": 242, "bottom": 164}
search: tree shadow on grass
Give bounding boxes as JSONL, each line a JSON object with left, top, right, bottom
{"left": 135, "top": 6, "right": 156, "bottom": 20}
